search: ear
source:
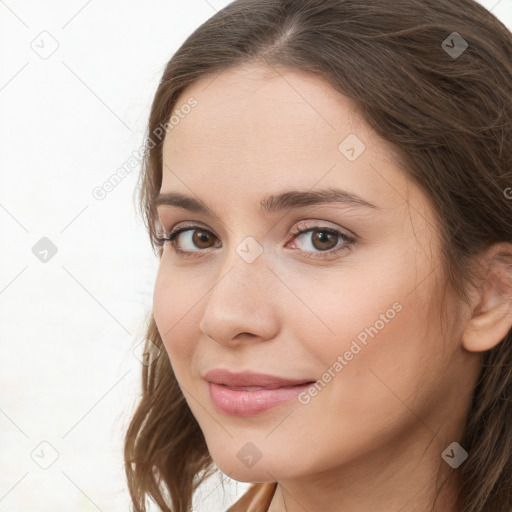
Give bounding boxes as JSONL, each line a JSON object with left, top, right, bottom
{"left": 462, "top": 243, "right": 512, "bottom": 353}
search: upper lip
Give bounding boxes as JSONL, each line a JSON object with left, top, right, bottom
{"left": 204, "top": 369, "right": 314, "bottom": 389}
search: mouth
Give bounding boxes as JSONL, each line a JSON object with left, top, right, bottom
{"left": 203, "top": 368, "right": 314, "bottom": 388}
{"left": 203, "top": 369, "right": 316, "bottom": 417}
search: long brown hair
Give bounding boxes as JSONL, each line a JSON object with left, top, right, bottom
{"left": 124, "top": 1, "right": 512, "bottom": 510}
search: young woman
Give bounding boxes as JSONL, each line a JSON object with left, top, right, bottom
{"left": 124, "top": 1, "right": 512, "bottom": 511}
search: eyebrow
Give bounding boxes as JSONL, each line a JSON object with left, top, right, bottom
{"left": 154, "top": 187, "right": 380, "bottom": 219}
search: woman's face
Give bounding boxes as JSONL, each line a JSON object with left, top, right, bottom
{"left": 153, "top": 63, "right": 480, "bottom": 484}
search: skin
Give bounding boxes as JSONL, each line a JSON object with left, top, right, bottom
{"left": 152, "top": 63, "right": 512, "bottom": 512}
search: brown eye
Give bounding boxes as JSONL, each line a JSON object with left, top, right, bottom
{"left": 309, "top": 229, "right": 339, "bottom": 251}
{"left": 290, "top": 223, "right": 355, "bottom": 259}
{"left": 165, "top": 226, "right": 221, "bottom": 254}
{"left": 190, "top": 229, "right": 217, "bottom": 249}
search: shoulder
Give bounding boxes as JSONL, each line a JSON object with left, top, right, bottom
{"left": 225, "top": 482, "right": 277, "bottom": 512}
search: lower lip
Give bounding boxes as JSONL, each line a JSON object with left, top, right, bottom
{"left": 208, "top": 381, "right": 314, "bottom": 417}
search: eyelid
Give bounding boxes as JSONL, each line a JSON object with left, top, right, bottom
{"left": 161, "top": 218, "right": 352, "bottom": 238}
{"left": 156, "top": 219, "right": 211, "bottom": 239}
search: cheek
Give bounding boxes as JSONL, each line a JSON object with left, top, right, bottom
{"left": 152, "top": 263, "right": 200, "bottom": 366}
{"left": 278, "top": 259, "right": 410, "bottom": 365}
{"left": 296, "top": 272, "right": 444, "bottom": 432}
{"left": 288, "top": 257, "right": 442, "bottom": 408}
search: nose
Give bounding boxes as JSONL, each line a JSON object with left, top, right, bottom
{"left": 198, "top": 249, "right": 280, "bottom": 347}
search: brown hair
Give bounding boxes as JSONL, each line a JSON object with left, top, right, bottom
{"left": 124, "top": 1, "right": 512, "bottom": 510}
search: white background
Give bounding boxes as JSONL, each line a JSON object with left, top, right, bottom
{"left": 0, "top": 1, "right": 511, "bottom": 511}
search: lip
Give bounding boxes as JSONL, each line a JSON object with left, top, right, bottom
{"left": 204, "top": 369, "right": 314, "bottom": 388}
{"left": 204, "top": 369, "right": 316, "bottom": 417}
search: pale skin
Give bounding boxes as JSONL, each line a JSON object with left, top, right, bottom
{"left": 152, "top": 63, "right": 512, "bottom": 512}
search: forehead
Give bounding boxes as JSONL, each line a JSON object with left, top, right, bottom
{"left": 160, "top": 63, "right": 418, "bottom": 214}
{"left": 164, "top": 63, "right": 367, "bottom": 160}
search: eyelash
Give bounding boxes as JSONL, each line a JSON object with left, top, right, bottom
{"left": 155, "top": 221, "right": 356, "bottom": 260}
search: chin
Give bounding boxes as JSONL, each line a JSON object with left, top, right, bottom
{"left": 216, "top": 463, "right": 278, "bottom": 483}
{"left": 208, "top": 446, "right": 295, "bottom": 483}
